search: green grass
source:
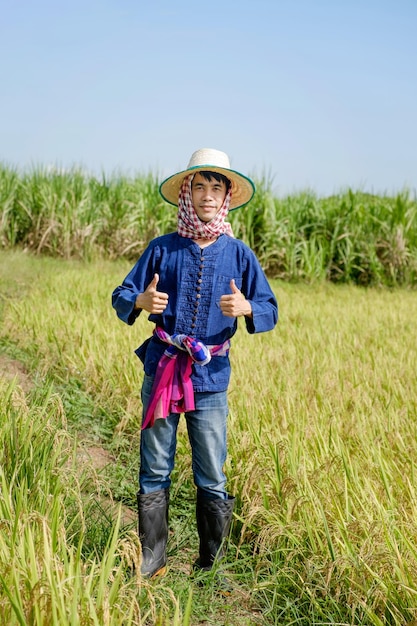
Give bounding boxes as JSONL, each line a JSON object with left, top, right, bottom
{"left": 1, "top": 249, "right": 417, "bottom": 624}
{"left": 1, "top": 164, "right": 417, "bottom": 286}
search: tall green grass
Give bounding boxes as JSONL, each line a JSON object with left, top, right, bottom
{"left": 1, "top": 165, "right": 416, "bottom": 286}
{"left": 0, "top": 165, "right": 175, "bottom": 260}
{"left": 1, "top": 250, "right": 417, "bottom": 624}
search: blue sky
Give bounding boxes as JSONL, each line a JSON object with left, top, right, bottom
{"left": 1, "top": 0, "right": 416, "bottom": 196}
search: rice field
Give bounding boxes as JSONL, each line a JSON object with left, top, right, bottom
{"left": 1, "top": 249, "right": 417, "bottom": 625}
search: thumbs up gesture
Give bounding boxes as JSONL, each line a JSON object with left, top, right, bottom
{"left": 219, "top": 279, "right": 252, "bottom": 318}
{"left": 135, "top": 273, "right": 169, "bottom": 314}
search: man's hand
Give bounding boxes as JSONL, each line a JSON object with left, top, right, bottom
{"left": 135, "top": 273, "right": 169, "bottom": 314}
{"left": 219, "top": 279, "right": 252, "bottom": 318}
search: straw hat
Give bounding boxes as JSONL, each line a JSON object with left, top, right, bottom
{"left": 159, "top": 148, "right": 255, "bottom": 210}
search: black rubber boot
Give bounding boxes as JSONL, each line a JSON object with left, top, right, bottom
{"left": 195, "top": 493, "right": 235, "bottom": 571}
{"left": 137, "top": 488, "right": 169, "bottom": 578}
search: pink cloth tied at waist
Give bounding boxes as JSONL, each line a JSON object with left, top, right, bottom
{"left": 142, "top": 327, "right": 231, "bottom": 430}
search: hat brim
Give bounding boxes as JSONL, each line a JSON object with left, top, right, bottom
{"left": 159, "top": 165, "right": 255, "bottom": 210}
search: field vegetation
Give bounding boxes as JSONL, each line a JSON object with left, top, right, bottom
{"left": 1, "top": 165, "right": 416, "bottom": 286}
{"left": 0, "top": 166, "right": 417, "bottom": 624}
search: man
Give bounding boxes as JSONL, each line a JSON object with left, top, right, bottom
{"left": 112, "top": 148, "right": 278, "bottom": 579}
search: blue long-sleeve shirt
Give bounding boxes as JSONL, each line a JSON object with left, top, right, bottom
{"left": 112, "top": 232, "right": 278, "bottom": 392}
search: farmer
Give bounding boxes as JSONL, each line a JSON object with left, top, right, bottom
{"left": 112, "top": 148, "right": 278, "bottom": 579}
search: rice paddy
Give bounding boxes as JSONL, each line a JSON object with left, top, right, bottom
{"left": 1, "top": 168, "right": 417, "bottom": 624}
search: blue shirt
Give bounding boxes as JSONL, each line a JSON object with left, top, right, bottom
{"left": 112, "top": 233, "right": 278, "bottom": 392}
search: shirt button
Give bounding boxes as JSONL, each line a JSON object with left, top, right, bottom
{"left": 196, "top": 286, "right": 201, "bottom": 292}
{"left": 196, "top": 294, "right": 201, "bottom": 299}
{"left": 197, "top": 278, "right": 203, "bottom": 284}
{"left": 191, "top": 323, "right": 196, "bottom": 329}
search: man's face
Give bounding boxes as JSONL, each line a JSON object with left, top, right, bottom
{"left": 191, "top": 172, "right": 227, "bottom": 223}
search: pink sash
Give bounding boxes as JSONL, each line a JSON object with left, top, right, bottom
{"left": 142, "top": 327, "right": 230, "bottom": 430}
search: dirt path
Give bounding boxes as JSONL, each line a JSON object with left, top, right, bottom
{"left": 0, "top": 354, "right": 137, "bottom": 526}
{"left": 0, "top": 354, "right": 32, "bottom": 393}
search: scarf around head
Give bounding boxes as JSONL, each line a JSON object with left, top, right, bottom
{"left": 177, "top": 174, "right": 234, "bottom": 239}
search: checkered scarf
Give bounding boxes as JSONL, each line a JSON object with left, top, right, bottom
{"left": 177, "top": 174, "right": 234, "bottom": 239}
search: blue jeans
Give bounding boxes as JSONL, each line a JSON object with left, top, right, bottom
{"left": 139, "top": 374, "right": 229, "bottom": 499}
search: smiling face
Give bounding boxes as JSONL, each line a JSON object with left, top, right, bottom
{"left": 191, "top": 172, "right": 228, "bottom": 223}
